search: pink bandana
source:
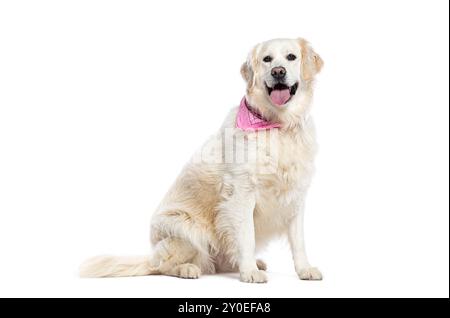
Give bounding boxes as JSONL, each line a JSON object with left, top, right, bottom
{"left": 236, "top": 97, "right": 281, "bottom": 131}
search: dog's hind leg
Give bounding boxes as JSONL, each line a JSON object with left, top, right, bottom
{"left": 165, "top": 263, "right": 201, "bottom": 279}
{"left": 150, "top": 237, "right": 205, "bottom": 279}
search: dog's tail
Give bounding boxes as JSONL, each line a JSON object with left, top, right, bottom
{"left": 79, "top": 255, "right": 160, "bottom": 278}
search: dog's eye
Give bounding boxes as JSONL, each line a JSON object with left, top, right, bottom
{"left": 263, "top": 56, "right": 273, "bottom": 63}
{"left": 286, "top": 54, "right": 297, "bottom": 61}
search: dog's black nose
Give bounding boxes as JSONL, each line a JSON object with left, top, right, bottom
{"left": 271, "top": 67, "right": 286, "bottom": 80}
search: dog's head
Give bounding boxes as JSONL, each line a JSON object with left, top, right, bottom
{"left": 241, "top": 38, "right": 323, "bottom": 127}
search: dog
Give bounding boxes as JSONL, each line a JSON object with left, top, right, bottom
{"left": 80, "top": 38, "right": 323, "bottom": 283}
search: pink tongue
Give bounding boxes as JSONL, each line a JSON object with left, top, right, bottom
{"left": 270, "top": 89, "right": 291, "bottom": 106}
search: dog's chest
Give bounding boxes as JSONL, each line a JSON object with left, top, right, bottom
{"left": 252, "top": 127, "right": 316, "bottom": 208}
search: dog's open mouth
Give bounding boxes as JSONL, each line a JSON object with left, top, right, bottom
{"left": 266, "top": 82, "right": 298, "bottom": 107}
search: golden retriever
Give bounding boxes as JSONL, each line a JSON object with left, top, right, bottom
{"left": 80, "top": 38, "right": 323, "bottom": 283}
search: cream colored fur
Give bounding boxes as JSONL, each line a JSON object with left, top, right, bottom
{"left": 80, "top": 38, "right": 323, "bottom": 283}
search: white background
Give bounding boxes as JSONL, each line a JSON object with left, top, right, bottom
{"left": 0, "top": 0, "right": 448, "bottom": 298}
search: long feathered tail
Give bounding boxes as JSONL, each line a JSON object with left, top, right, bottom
{"left": 79, "top": 255, "right": 160, "bottom": 278}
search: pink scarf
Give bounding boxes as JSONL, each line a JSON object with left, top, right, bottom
{"left": 236, "top": 97, "right": 281, "bottom": 131}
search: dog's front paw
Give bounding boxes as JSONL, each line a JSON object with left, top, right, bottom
{"left": 240, "top": 269, "right": 268, "bottom": 283}
{"left": 298, "top": 267, "right": 323, "bottom": 280}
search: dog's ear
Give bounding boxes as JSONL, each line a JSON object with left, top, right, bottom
{"left": 240, "top": 45, "right": 259, "bottom": 90}
{"left": 240, "top": 60, "right": 253, "bottom": 84}
{"left": 299, "top": 38, "right": 323, "bottom": 81}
